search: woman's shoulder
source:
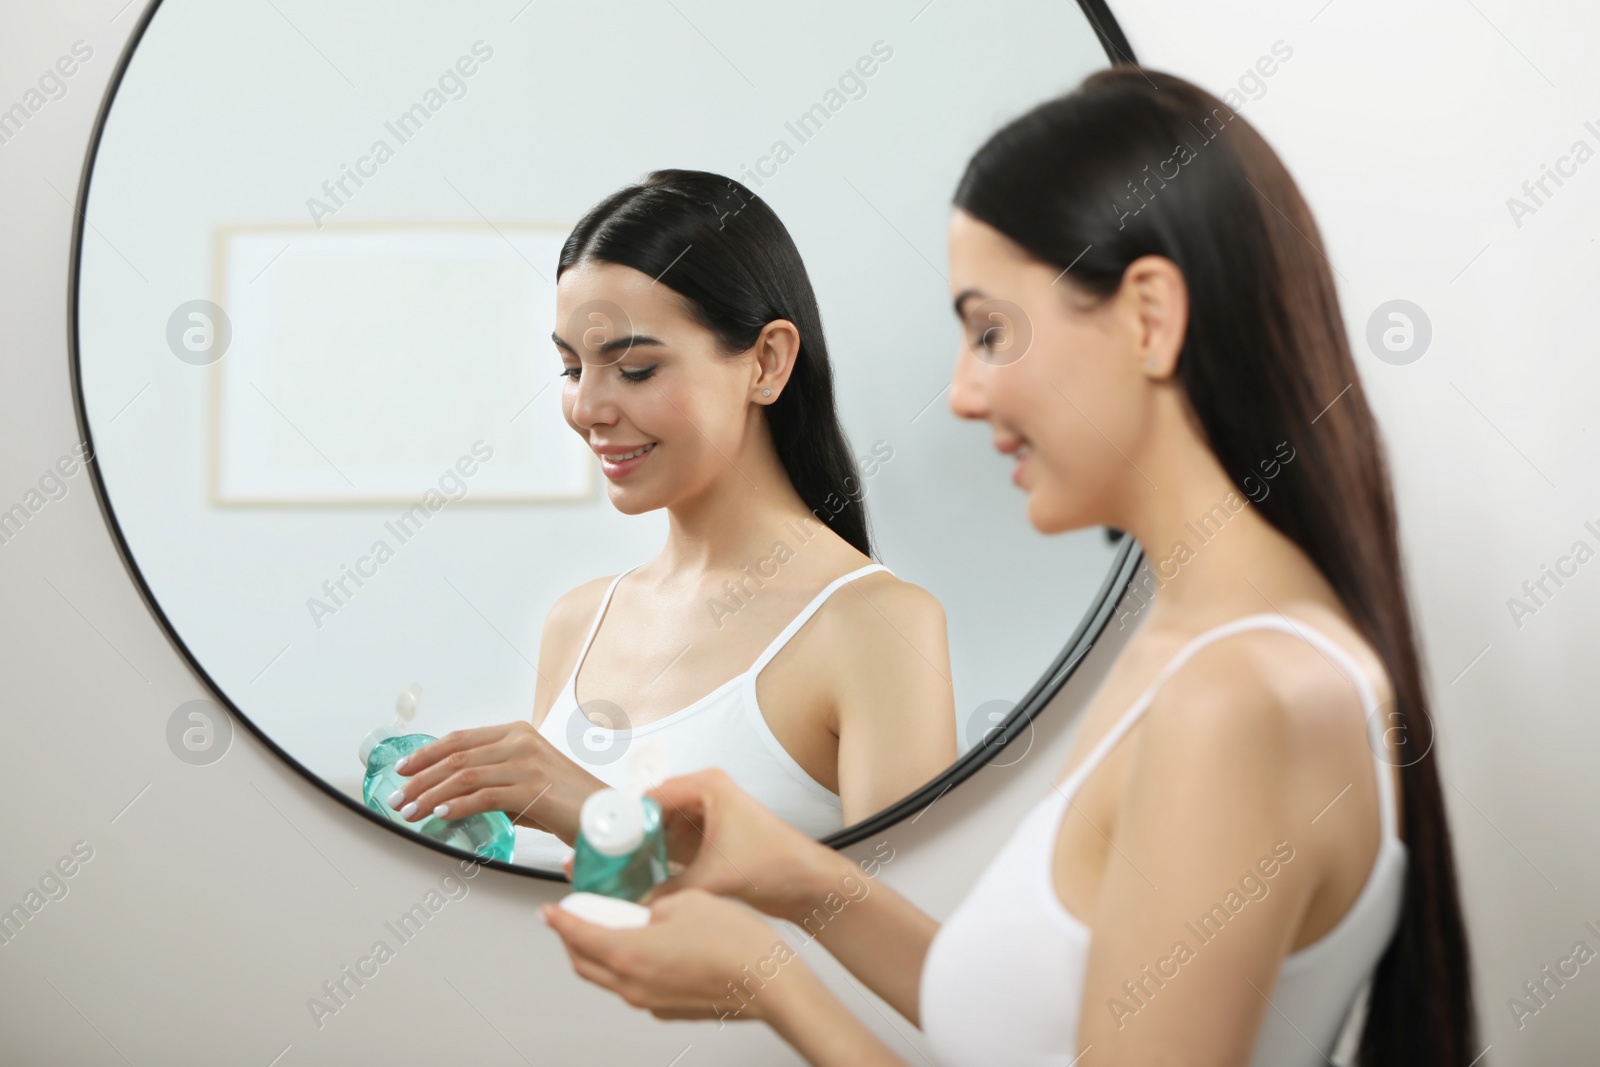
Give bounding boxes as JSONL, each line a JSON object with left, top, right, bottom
{"left": 531, "top": 576, "right": 622, "bottom": 721}
{"left": 820, "top": 566, "right": 947, "bottom": 632}
{"left": 1151, "top": 611, "right": 1390, "bottom": 720}
{"left": 1131, "top": 610, "right": 1394, "bottom": 795}
{"left": 789, "top": 565, "right": 954, "bottom": 739}
{"left": 543, "top": 575, "right": 617, "bottom": 630}
{"left": 805, "top": 566, "right": 950, "bottom": 675}
{"left": 1108, "top": 611, "right": 1400, "bottom": 917}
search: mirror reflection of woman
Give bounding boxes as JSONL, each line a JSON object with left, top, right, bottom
{"left": 542, "top": 72, "right": 1479, "bottom": 1066}
{"left": 391, "top": 170, "right": 957, "bottom": 864}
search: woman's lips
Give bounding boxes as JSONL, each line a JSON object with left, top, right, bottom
{"left": 997, "top": 437, "right": 1031, "bottom": 487}
{"left": 596, "top": 442, "right": 656, "bottom": 479}
{"left": 1011, "top": 444, "right": 1031, "bottom": 486}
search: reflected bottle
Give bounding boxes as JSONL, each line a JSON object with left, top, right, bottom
{"left": 571, "top": 744, "right": 669, "bottom": 901}
{"left": 358, "top": 683, "right": 515, "bottom": 863}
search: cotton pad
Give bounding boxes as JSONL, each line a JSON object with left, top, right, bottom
{"left": 558, "top": 891, "right": 652, "bottom": 929}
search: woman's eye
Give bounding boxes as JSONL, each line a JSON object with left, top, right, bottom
{"left": 559, "top": 364, "right": 657, "bottom": 383}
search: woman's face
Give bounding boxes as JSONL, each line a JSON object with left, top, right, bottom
{"left": 945, "top": 209, "right": 1157, "bottom": 535}
{"left": 554, "top": 261, "right": 767, "bottom": 514}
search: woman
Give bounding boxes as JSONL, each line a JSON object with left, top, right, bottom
{"left": 389, "top": 170, "right": 957, "bottom": 866}
{"left": 541, "top": 71, "right": 1479, "bottom": 1065}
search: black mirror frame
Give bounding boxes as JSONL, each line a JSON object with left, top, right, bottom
{"left": 67, "top": 0, "right": 1143, "bottom": 880}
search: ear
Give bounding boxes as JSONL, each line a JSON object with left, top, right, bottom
{"left": 750, "top": 319, "right": 801, "bottom": 403}
{"left": 1122, "top": 255, "right": 1188, "bottom": 381}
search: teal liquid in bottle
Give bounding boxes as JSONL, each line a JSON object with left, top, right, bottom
{"left": 571, "top": 789, "right": 668, "bottom": 901}
{"left": 571, "top": 742, "right": 670, "bottom": 901}
{"left": 358, "top": 684, "right": 514, "bottom": 864}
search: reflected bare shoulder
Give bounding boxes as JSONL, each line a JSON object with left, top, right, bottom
{"left": 531, "top": 576, "right": 616, "bottom": 727}
{"left": 813, "top": 570, "right": 950, "bottom": 658}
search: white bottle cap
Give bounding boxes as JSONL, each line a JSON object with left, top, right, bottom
{"left": 358, "top": 683, "right": 424, "bottom": 767}
{"left": 579, "top": 789, "right": 645, "bottom": 857}
{"left": 625, "top": 742, "right": 667, "bottom": 798}
{"left": 395, "top": 683, "right": 422, "bottom": 725}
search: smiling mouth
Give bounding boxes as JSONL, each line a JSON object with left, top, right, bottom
{"left": 603, "top": 443, "right": 655, "bottom": 461}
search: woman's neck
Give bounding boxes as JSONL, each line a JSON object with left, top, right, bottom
{"left": 1113, "top": 422, "right": 1327, "bottom": 627}
{"left": 656, "top": 438, "right": 821, "bottom": 577}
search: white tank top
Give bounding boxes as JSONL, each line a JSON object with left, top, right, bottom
{"left": 919, "top": 614, "right": 1407, "bottom": 1067}
{"left": 513, "top": 562, "right": 891, "bottom": 868}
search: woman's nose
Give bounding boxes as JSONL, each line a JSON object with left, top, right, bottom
{"left": 947, "top": 345, "right": 989, "bottom": 422}
{"left": 569, "top": 370, "right": 616, "bottom": 430}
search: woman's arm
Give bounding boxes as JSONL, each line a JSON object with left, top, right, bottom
{"left": 780, "top": 843, "right": 942, "bottom": 1027}
{"left": 1073, "top": 647, "right": 1328, "bottom": 1063}
{"left": 544, "top": 888, "right": 909, "bottom": 1066}
{"left": 825, "top": 578, "right": 958, "bottom": 823}
{"left": 748, "top": 956, "right": 907, "bottom": 1066}
{"left": 644, "top": 770, "right": 941, "bottom": 1025}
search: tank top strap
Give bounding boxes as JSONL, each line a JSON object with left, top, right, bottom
{"left": 1054, "top": 614, "right": 1398, "bottom": 840}
{"left": 748, "top": 563, "right": 892, "bottom": 676}
{"left": 1261, "top": 617, "right": 1399, "bottom": 841}
{"left": 565, "top": 565, "right": 640, "bottom": 694}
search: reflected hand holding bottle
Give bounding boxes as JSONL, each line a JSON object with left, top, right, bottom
{"left": 386, "top": 721, "right": 605, "bottom": 844}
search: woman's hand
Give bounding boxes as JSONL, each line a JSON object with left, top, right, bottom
{"left": 545, "top": 888, "right": 911, "bottom": 1065}
{"left": 643, "top": 768, "right": 850, "bottom": 925}
{"left": 387, "top": 721, "right": 603, "bottom": 844}
{"left": 543, "top": 888, "right": 801, "bottom": 1023}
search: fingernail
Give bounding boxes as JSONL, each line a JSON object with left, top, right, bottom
{"left": 395, "top": 756, "right": 408, "bottom": 773}
{"left": 387, "top": 789, "right": 406, "bottom": 809}
{"left": 400, "top": 802, "right": 417, "bottom": 819}
{"left": 433, "top": 804, "right": 450, "bottom": 819}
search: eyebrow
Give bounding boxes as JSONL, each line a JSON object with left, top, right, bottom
{"left": 952, "top": 288, "right": 984, "bottom": 318}
{"left": 550, "top": 332, "right": 666, "bottom": 355}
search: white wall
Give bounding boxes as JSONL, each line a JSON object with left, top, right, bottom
{"left": 2, "top": 1, "right": 1596, "bottom": 1064}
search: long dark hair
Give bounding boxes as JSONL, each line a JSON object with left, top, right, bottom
{"left": 556, "top": 169, "right": 872, "bottom": 557}
{"left": 954, "top": 69, "right": 1477, "bottom": 1064}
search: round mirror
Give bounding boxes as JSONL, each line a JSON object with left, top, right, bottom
{"left": 74, "top": 0, "right": 1139, "bottom": 875}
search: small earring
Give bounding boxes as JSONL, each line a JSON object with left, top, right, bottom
{"left": 1144, "top": 358, "right": 1158, "bottom": 372}
{"left": 762, "top": 389, "right": 772, "bottom": 397}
